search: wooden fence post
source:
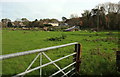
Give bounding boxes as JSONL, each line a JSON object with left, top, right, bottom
{"left": 74, "top": 44, "right": 82, "bottom": 73}
{"left": 116, "top": 51, "right": 120, "bottom": 72}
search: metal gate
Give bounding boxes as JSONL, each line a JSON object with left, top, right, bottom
{"left": 0, "top": 42, "right": 82, "bottom": 77}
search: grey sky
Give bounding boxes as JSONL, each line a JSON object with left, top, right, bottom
{"left": 0, "top": 0, "right": 119, "bottom": 21}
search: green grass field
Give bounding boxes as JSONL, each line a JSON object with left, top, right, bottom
{"left": 2, "top": 29, "right": 119, "bottom": 76}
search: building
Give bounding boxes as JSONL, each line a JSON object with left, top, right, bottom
{"left": 48, "top": 23, "right": 59, "bottom": 26}
{"left": 42, "top": 19, "right": 60, "bottom": 27}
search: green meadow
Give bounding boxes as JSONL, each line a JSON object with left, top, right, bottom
{"left": 2, "top": 29, "right": 119, "bottom": 76}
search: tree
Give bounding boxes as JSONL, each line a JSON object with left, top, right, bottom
{"left": 82, "top": 10, "right": 91, "bottom": 19}
{"left": 98, "top": 2, "right": 120, "bottom": 30}
{"left": 62, "top": 17, "right": 67, "bottom": 22}
{"left": 91, "top": 8, "right": 99, "bottom": 29}
{"left": 65, "top": 18, "right": 82, "bottom": 27}
{"left": 30, "top": 19, "right": 39, "bottom": 27}
{"left": 1, "top": 18, "right": 11, "bottom": 28}
{"left": 98, "top": 6, "right": 106, "bottom": 30}
{"left": 21, "top": 18, "right": 29, "bottom": 27}
{"left": 21, "top": 18, "right": 29, "bottom": 22}
{"left": 81, "top": 10, "right": 91, "bottom": 28}
{"left": 7, "top": 22, "right": 13, "bottom": 27}
{"left": 35, "top": 19, "right": 38, "bottom": 22}
{"left": 50, "top": 19, "right": 59, "bottom": 23}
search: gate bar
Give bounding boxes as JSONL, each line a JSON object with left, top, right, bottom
{"left": 42, "top": 52, "right": 67, "bottom": 76}
{"left": 25, "top": 53, "right": 40, "bottom": 72}
{"left": 0, "top": 42, "right": 78, "bottom": 60}
{"left": 21, "top": 53, "right": 41, "bottom": 77}
{"left": 61, "top": 68, "right": 75, "bottom": 77}
{"left": 13, "top": 53, "right": 76, "bottom": 77}
{"left": 50, "top": 62, "right": 76, "bottom": 77}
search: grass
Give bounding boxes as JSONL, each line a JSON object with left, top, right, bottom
{"left": 1, "top": 29, "right": 119, "bottom": 76}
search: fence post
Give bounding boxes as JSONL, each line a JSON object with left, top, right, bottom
{"left": 116, "top": 51, "right": 120, "bottom": 72}
{"left": 74, "top": 44, "right": 82, "bottom": 73}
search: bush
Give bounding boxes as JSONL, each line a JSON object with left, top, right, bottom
{"left": 46, "top": 34, "right": 67, "bottom": 41}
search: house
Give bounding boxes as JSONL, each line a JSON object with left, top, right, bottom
{"left": 13, "top": 21, "right": 26, "bottom": 28}
{"left": 42, "top": 19, "right": 60, "bottom": 27}
{"left": 48, "top": 22, "right": 59, "bottom": 26}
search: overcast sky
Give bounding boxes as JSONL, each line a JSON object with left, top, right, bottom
{"left": 0, "top": 0, "right": 119, "bottom": 21}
